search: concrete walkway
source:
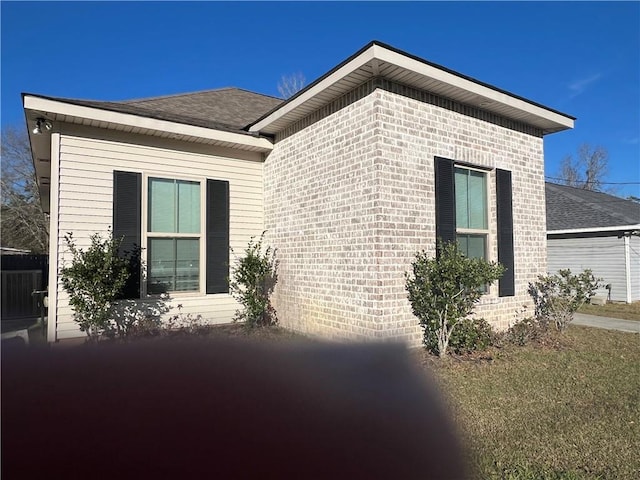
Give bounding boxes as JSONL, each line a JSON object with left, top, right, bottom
{"left": 572, "top": 313, "right": 640, "bottom": 334}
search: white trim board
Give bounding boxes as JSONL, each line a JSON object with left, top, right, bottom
{"left": 548, "top": 225, "right": 640, "bottom": 235}
{"left": 249, "top": 43, "right": 575, "bottom": 135}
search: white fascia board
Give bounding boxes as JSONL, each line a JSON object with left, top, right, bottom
{"left": 47, "top": 133, "right": 61, "bottom": 342}
{"left": 248, "top": 47, "right": 377, "bottom": 133}
{"left": 373, "top": 45, "right": 574, "bottom": 130}
{"left": 250, "top": 43, "right": 574, "bottom": 134}
{"left": 548, "top": 225, "right": 640, "bottom": 235}
{"left": 23, "top": 95, "right": 273, "bottom": 152}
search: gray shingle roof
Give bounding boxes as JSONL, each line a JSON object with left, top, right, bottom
{"left": 545, "top": 182, "right": 640, "bottom": 231}
{"left": 30, "top": 88, "right": 283, "bottom": 136}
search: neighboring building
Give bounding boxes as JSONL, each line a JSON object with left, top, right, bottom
{"left": 546, "top": 183, "right": 640, "bottom": 303}
{"left": 23, "top": 41, "right": 575, "bottom": 344}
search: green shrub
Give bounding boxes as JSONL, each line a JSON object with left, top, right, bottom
{"left": 405, "top": 241, "right": 504, "bottom": 357}
{"left": 502, "top": 317, "right": 546, "bottom": 346}
{"left": 166, "top": 304, "right": 205, "bottom": 334}
{"left": 229, "top": 232, "right": 278, "bottom": 328}
{"left": 112, "top": 297, "right": 172, "bottom": 339}
{"left": 60, "top": 230, "right": 132, "bottom": 339}
{"left": 444, "top": 317, "right": 493, "bottom": 354}
{"left": 528, "top": 269, "right": 600, "bottom": 331}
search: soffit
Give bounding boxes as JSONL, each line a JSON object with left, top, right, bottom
{"left": 249, "top": 42, "right": 575, "bottom": 136}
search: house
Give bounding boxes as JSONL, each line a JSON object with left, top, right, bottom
{"left": 23, "top": 41, "right": 575, "bottom": 345}
{"left": 546, "top": 182, "right": 640, "bottom": 303}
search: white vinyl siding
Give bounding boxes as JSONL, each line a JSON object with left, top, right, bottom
{"left": 547, "top": 235, "right": 636, "bottom": 303}
{"left": 629, "top": 236, "right": 640, "bottom": 302}
{"left": 53, "top": 133, "right": 264, "bottom": 340}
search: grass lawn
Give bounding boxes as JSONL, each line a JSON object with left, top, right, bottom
{"left": 578, "top": 302, "right": 640, "bottom": 321}
{"left": 420, "top": 326, "right": 640, "bottom": 479}
{"left": 197, "top": 324, "right": 638, "bottom": 478}
{"left": 64, "top": 323, "right": 638, "bottom": 478}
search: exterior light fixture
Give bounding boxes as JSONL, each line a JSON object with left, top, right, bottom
{"left": 33, "top": 118, "right": 53, "bottom": 135}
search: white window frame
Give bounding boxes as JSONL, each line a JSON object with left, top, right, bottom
{"left": 141, "top": 172, "right": 207, "bottom": 297}
{"left": 454, "top": 165, "right": 490, "bottom": 261}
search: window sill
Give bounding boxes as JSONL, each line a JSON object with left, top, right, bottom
{"left": 145, "top": 291, "right": 231, "bottom": 300}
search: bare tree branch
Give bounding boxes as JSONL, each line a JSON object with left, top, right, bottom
{"left": 277, "top": 72, "right": 306, "bottom": 99}
{"left": 555, "top": 143, "right": 614, "bottom": 193}
{"left": 1, "top": 125, "right": 49, "bottom": 253}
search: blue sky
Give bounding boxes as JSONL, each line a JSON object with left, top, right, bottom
{"left": 2, "top": 1, "right": 639, "bottom": 197}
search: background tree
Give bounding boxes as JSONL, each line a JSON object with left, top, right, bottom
{"left": 556, "top": 143, "right": 611, "bottom": 192}
{"left": 1, "top": 125, "right": 49, "bottom": 253}
{"left": 277, "top": 72, "right": 306, "bottom": 99}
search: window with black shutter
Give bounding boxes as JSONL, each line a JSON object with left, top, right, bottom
{"left": 434, "top": 158, "right": 515, "bottom": 295}
{"left": 206, "top": 179, "right": 230, "bottom": 294}
{"left": 113, "top": 171, "right": 141, "bottom": 299}
{"left": 496, "top": 169, "right": 515, "bottom": 297}
{"left": 113, "top": 171, "right": 229, "bottom": 296}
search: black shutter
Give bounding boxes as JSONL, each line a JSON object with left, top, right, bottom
{"left": 435, "top": 157, "right": 456, "bottom": 247}
{"left": 496, "top": 169, "right": 515, "bottom": 297}
{"left": 113, "top": 171, "right": 142, "bottom": 299}
{"left": 206, "top": 179, "right": 230, "bottom": 294}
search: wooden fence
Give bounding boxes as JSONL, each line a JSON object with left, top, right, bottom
{"left": 1, "top": 255, "right": 48, "bottom": 321}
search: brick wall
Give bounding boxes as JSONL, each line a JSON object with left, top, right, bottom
{"left": 264, "top": 85, "right": 546, "bottom": 346}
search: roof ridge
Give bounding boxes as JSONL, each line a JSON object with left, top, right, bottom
{"left": 119, "top": 87, "right": 232, "bottom": 104}
{"left": 546, "top": 181, "right": 612, "bottom": 197}
{"left": 231, "top": 87, "right": 283, "bottom": 101}
{"left": 546, "top": 181, "right": 638, "bottom": 204}
{"left": 120, "top": 87, "right": 282, "bottom": 104}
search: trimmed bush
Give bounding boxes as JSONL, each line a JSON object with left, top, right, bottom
{"left": 405, "top": 241, "right": 504, "bottom": 357}
{"left": 230, "top": 232, "right": 278, "bottom": 328}
{"left": 446, "top": 318, "right": 493, "bottom": 355}
{"left": 528, "top": 269, "right": 600, "bottom": 331}
{"left": 502, "top": 317, "right": 546, "bottom": 346}
{"left": 60, "top": 230, "right": 131, "bottom": 339}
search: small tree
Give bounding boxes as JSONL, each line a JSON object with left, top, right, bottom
{"left": 405, "top": 241, "right": 504, "bottom": 357}
{"left": 229, "top": 233, "right": 278, "bottom": 328}
{"left": 60, "top": 231, "right": 131, "bottom": 340}
{"left": 528, "top": 269, "right": 600, "bottom": 331}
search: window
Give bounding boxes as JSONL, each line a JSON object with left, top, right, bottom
{"left": 434, "top": 158, "right": 514, "bottom": 297}
{"left": 113, "top": 171, "right": 230, "bottom": 299}
{"left": 147, "top": 177, "right": 201, "bottom": 294}
{"left": 454, "top": 167, "right": 488, "bottom": 260}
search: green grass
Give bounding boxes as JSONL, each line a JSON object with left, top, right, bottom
{"left": 420, "top": 327, "right": 640, "bottom": 479}
{"left": 205, "top": 324, "right": 639, "bottom": 478}
{"left": 578, "top": 302, "right": 640, "bottom": 321}
{"left": 92, "top": 322, "right": 640, "bottom": 478}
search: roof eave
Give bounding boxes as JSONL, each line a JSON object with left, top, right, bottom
{"left": 248, "top": 41, "right": 575, "bottom": 136}
{"left": 22, "top": 103, "right": 51, "bottom": 214}
{"left": 548, "top": 225, "right": 640, "bottom": 235}
{"left": 24, "top": 93, "right": 274, "bottom": 214}
{"left": 23, "top": 94, "right": 274, "bottom": 153}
